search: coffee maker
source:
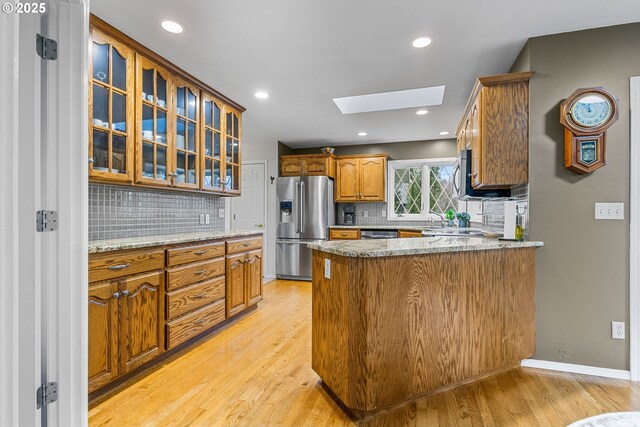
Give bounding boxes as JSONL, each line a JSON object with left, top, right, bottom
{"left": 343, "top": 205, "right": 355, "bottom": 225}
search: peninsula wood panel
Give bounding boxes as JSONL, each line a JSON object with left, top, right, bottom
{"left": 88, "top": 282, "right": 120, "bottom": 393}
{"left": 166, "top": 276, "right": 225, "bottom": 320}
{"left": 312, "top": 248, "right": 536, "bottom": 414}
{"left": 166, "top": 257, "right": 225, "bottom": 291}
{"left": 89, "top": 248, "right": 164, "bottom": 282}
{"left": 166, "top": 241, "right": 225, "bottom": 267}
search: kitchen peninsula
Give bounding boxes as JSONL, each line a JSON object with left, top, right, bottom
{"left": 308, "top": 237, "right": 543, "bottom": 417}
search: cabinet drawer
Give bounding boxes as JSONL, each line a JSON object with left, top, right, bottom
{"left": 166, "top": 276, "right": 225, "bottom": 320}
{"left": 167, "top": 242, "right": 225, "bottom": 267}
{"left": 226, "top": 236, "right": 263, "bottom": 255}
{"left": 166, "top": 258, "right": 225, "bottom": 291}
{"left": 330, "top": 229, "right": 360, "bottom": 240}
{"left": 89, "top": 248, "right": 164, "bottom": 282}
{"left": 399, "top": 230, "right": 423, "bottom": 238}
{"left": 166, "top": 299, "right": 225, "bottom": 349}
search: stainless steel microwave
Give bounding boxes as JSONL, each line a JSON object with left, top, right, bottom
{"left": 454, "top": 150, "right": 510, "bottom": 199}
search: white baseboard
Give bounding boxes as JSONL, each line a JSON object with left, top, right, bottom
{"left": 521, "top": 359, "right": 631, "bottom": 380}
{"left": 263, "top": 275, "right": 276, "bottom": 284}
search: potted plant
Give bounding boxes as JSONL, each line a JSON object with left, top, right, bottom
{"left": 456, "top": 212, "right": 471, "bottom": 228}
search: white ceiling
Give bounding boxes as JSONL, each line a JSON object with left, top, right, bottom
{"left": 92, "top": 0, "right": 640, "bottom": 148}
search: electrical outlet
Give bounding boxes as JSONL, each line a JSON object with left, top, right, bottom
{"left": 381, "top": 210, "right": 386, "bottom": 218}
{"left": 218, "top": 209, "right": 225, "bottom": 218}
{"left": 612, "top": 321, "right": 625, "bottom": 339}
{"left": 205, "top": 214, "right": 210, "bottom": 225}
{"left": 363, "top": 210, "right": 369, "bottom": 218}
{"left": 595, "top": 203, "right": 624, "bottom": 220}
{"left": 199, "top": 214, "right": 205, "bottom": 225}
{"left": 324, "top": 259, "right": 331, "bottom": 279}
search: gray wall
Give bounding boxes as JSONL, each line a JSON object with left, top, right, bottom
{"left": 289, "top": 138, "right": 457, "bottom": 160}
{"left": 513, "top": 23, "right": 639, "bottom": 370}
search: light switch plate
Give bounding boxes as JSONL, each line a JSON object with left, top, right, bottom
{"left": 205, "top": 214, "right": 210, "bottom": 225}
{"left": 324, "top": 258, "right": 331, "bottom": 279}
{"left": 381, "top": 210, "right": 386, "bottom": 218}
{"left": 595, "top": 203, "right": 624, "bottom": 220}
{"left": 218, "top": 209, "right": 225, "bottom": 218}
{"left": 363, "top": 210, "right": 368, "bottom": 218}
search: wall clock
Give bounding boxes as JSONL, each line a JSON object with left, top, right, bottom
{"left": 560, "top": 87, "right": 618, "bottom": 174}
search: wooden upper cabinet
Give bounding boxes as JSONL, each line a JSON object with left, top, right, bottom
{"left": 89, "top": 30, "right": 135, "bottom": 183}
{"left": 172, "top": 77, "right": 200, "bottom": 189}
{"left": 279, "top": 154, "right": 335, "bottom": 177}
{"left": 135, "top": 55, "right": 173, "bottom": 187}
{"left": 456, "top": 71, "right": 533, "bottom": 189}
{"left": 119, "top": 271, "right": 164, "bottom": 373}
{"left": 223, "top": 107, "right": 242, "bottom": 195}
{"left": 201, "top": 93, "right": 225, "bottom": 192}
{"left": 335, "top": 155, "right": 386, "bottom": 202}
{"left": 88, "top": 281, "right": 119, "bottom": 393}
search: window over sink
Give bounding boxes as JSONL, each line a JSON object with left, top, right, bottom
{"left": 386, "top": 158, "right": 457, "bottom": 221}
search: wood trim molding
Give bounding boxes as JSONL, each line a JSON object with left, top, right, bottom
{"left": 521, "top": 359, "right": 631, "bottom": 380}
{"left": 89, "top": 14, "right": 245, "bottom": 113}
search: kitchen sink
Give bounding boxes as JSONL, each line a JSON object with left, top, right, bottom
{"left": 420, "top": 227, "right": 485, "bottom": 237}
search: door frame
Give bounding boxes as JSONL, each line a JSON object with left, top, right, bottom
{"left": 228, "top": 161, "right": 268, "bottom": 280}
{"left": 630, "top": 76, "right": 640, "bottom": 381}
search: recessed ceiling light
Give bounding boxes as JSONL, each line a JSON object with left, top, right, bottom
{"left": 357, "top": 132, "right": 367, "bottom": 136}
{"left": 160, "top": 20, "right": 184, "bottom": 34}
{"left": 254, "top": 91, "right": 269, "bottom": 99}
{"left": 439, "top": 131, "right": 450, "bottom": 136}
{"left": 416, "top": 109, "right": 429, "bottom": 115}
{"left": 412, "top": 37, "right": 432, "bottom": 48}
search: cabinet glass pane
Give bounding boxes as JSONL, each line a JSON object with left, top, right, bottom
{"left": 112, "top": 47, "right": 126, "bottom": 91}
{"left": 92, "top": 85, "right": 109, "bottom": 127}
{"left": 214, "top": 104, "right": 221, "bottom": 130}
{"left": 176, "top": 152, "right": 185, "bottom": 183}
{"left": 204, "top": 101, "right": 212, "bottom": 127}
{"left": 157, "top": 74, "right": 167, "bottom": 105}
{"left": 225, "top": 167, "right": 232, "bottom": 189}
{"left": 142, "top": 68, "right": 153, "bottom": 102}
{"left": 92, "top": 42, "right": 109, "bottom": 83}
{"left": 156, "top": 109, "right": 166, "bottom": 143}
{"left": 187, "top": 122, "right": 196, "bottom": 152}
{"left": 205, "top": 130, "right": 212, "bottom": 156}
{"left": 176, "top": 118, "right": 186, "bottom": 150}
{"left": 142, "top": 142, "right": 154, "bottom": 178}
{"left": 214, "top": 133, "right": 220, "bottom": 157}
{"left": 204, "top": 159, "right": 212, "bottom": 186}
{"left": 92, "top": 129, "right": 108, "bottom": 170}
{"left": 187, "top": 89, "right": 196, "bottom": 120}
{"left": 112, "top": 92, "right": 126, "bottom": 132}
{"left": 232, "top": 140, "right": 239, "bottom": 163}
{"left": 142, "top": 105, "right": 153, "bottom": 140}
{"left": 226, "top": 136, "right": 232, "bottom": 163}
{"left": 233, "top": 115, "right": 239, "bottom": 138}
{"left": 187, "top": 155, "right": 196, "bottom": 184}
{"left": 176, "top": 86, "right": 185, "bottom": 116}
{"left": 156, "top": 146, "right": 166, "bottom": 179}
{"left": 112, "top": 134, "right": 127, "bottom": 174}
{"left": 214, "top": 160, "right": 221, "bottom": 187}
{"left": 226, "top": 112, "right": 232, "bottom": 135}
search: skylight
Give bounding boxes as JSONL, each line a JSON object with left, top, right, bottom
{"left": 332, "top": 85, "right": 445, "bottom": 115}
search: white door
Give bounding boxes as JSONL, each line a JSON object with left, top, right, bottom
{"left": 232, "top": 162, "right": 266, "bottom": 231}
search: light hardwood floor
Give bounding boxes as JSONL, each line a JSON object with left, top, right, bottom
{"left": 89, "top": 280, "right": 640, "bottom": 427}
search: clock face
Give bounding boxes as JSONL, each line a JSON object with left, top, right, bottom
{"left": 570, "top": 94, "right": 612, "bottom": 128}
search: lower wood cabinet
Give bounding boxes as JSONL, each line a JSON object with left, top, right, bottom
{"left": 399, "top": 230, "right": 423, "bottom": 238}
{"left": 329, "top": 228, "right": 360, "bottom": 240}
{"left": 88, "top": 270, "right": 164, "bottom": 393}
{"left": 225, "top": 249, "right": 263, "bottom": 318}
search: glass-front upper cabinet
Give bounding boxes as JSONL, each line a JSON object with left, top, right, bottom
{"left": 135, "top": 55, "right": 172, "bottom": 186}
{"left": 223, "top": 107, "right": 242, "bottom": 194}
{"left": 173, "top": 77, "right": 200, "bottom": 189}
{"left": 201, "top": 93, "right": 224, "bottom": 192}
{"left": 89, "top": 30, "right": 134, "bottom": 182}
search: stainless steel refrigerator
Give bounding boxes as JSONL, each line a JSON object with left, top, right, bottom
{"left": 276, "top": 176, "right": 335, "bottom": 281}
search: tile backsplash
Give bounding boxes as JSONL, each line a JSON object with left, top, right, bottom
{"left": 89, "top": 183, "right": 225, "bottom": 241}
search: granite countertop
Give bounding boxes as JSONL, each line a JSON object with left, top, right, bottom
{"left": 89, "top": 229, "right": 264, "bottom": 254}
{"left": 308, "top": 236, "right": 543, "bottom": 258}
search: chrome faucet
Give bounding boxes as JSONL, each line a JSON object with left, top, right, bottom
{"left": 432, "top": 213, "right": 447, "bottom": 228}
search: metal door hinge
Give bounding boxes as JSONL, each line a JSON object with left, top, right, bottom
{"left": 36, "top": 210, "right": 58, "bottom": 232}
{"left": 36, "top": 382, "right": 58, "bottom": 409}
{"left": 36, "top": 34, "right": 57, "bottom": 60}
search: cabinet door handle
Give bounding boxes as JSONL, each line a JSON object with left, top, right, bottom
{"left": 193, "top": 249, "right": 209, "bottom": 255}
{"left": 121, "top": 290, "right": 129, "bottom": 297}
{"left": 108, "top": 263, "right": 130, "bottom": 271}
{"left": 194, "top": 270, "right": 208, "bottom": 275}
{"left": 193, "top": 319, "right": 206, "bottom": 326}
{"left": 189, "top": 292, "right": 207, "bottom": 300}
{"left": 112, "top": 292, "right": 120, "bottom": 299}
{"left": 242, "top": 242, "right": 251, "bottom": 247}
